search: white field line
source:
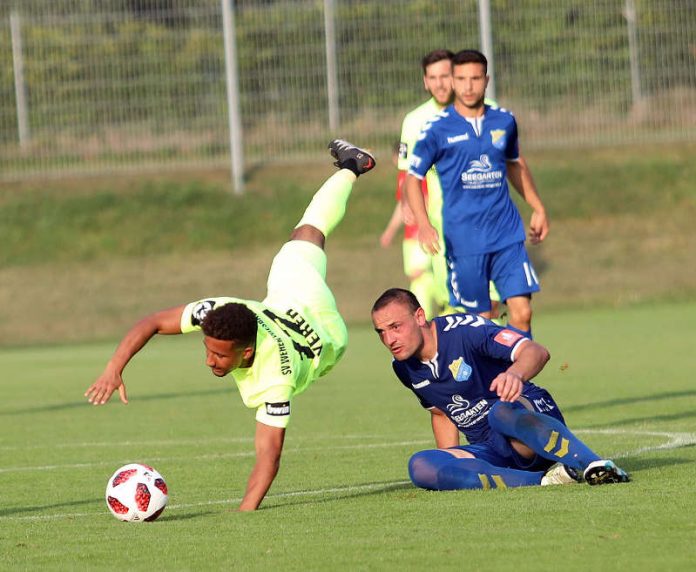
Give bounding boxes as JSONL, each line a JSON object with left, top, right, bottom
{"left": 0, "top": 434, "right": 387, "bottom": 452}
{"left": 576, "top": 428, "right": 696, "bottom": 457}
{"left": 1, "top": 428, "right": 695, "bottom": 522}
{"left": 1, "top": 480, "right": 412, "bottom": 522}
{"left": 0, "top": 439, "right": 433, "bottom": 474}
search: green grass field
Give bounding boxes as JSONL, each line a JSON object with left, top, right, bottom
{"left": 1, "top": 143, "right": 695, "bottom": 346}
{"left": 2, "top": 301, "right": 696, "bottom": 570}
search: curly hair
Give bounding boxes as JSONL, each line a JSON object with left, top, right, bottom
{"left": 371, "top": 288, "right": 422, "bottom": 315}
{"left": 201, "top": 303, "right": 257, "bottom": 346}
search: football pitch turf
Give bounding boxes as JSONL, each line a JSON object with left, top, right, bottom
{"left": 2, "top": 301, "right": 696, "bottom": 570}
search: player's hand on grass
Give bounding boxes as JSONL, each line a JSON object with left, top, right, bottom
{"left": 528, "top": 210, "right": 548, "bottom": 244}
{"left": 85, "top": 367, "right": 129, "bottom": 405}
{"left": 418, "top": 224, "right": 441, "bottom": 255}
{"left": 489, "top": 371, "right": 523, "bottom": 402}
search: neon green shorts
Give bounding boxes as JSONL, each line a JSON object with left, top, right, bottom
{"left": 402, "top": 238, "right": 431, "bottom": 277}
{"left": 263, "top": 240, "right": 348, "bottom": 378}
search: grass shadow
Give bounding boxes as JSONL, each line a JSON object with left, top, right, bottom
{"left": 620, "top": 455, "right": 693, "bottom": 474}
{"left": 563, "top": 389, "right": 696, "bottom": 415}
{"left": 263, "top": 479, "right": 413, "bottom": 510}
{"left": 0, "top": 497, "right": 101, "bottom": 517}
{"left": 159, "top": 510, "right": 218, "bottom": 522}
{"left": 0, "top": 387, "right": 231, "bottom": 416}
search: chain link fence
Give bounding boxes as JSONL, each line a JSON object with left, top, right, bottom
{"left": 1, "top": 0, "right": 694, "bottom": 183}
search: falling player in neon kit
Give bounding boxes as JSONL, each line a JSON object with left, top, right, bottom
{"left": 405, "top": 49, "right": 548, "bottom": 337}
{"left": 85, "top": 140, "right": 376, "bottom": 511}
{"left": 371, "top": 288, "right": 630, "bottom": 490}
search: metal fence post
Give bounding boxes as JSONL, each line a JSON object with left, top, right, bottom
{"left": 222, "top": 0, "right": 244, "bottom": 194}
{"left": 624, "top": 0, "right": 642, "bottom": 106}
{"left": 478, "top": 0, "right": 496, "bottom": 100}
{"left": 10, "top": 11, "right": 30, "bottom": 149}
{"left": 324, "top": 0, "right": 340, "bottom": 133}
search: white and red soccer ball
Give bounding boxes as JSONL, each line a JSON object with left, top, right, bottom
{"left": 105, "top": 463, "right": 168, "bottom": 522}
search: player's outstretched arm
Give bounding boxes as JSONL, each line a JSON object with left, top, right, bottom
{"left": 489, "top": 340, "right": 550, "bottom": 402}
{"left": 404, "top": 174, "right": 439, "bottom": 254}
{"left": 85, "top": 305, "right": 186, "bottom": 406}
{"left": 238, "top": 422, "right": 286, "bottom": 511}
{"left": 507, "top": 156, "right": 548, "bottom": 244}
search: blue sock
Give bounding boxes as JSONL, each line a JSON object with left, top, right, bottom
{"left": 488, "top": 402, "right": 601, "bottom": 471}
{"left": 408, "top": 449, "right": 543, "bottom": 490}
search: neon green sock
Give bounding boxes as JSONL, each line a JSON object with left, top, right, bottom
{"left": 295, "top": 170, "right": 356, "bottom": 238}
{"left": 410, "top": 272, "right": 437, "bottom": 320}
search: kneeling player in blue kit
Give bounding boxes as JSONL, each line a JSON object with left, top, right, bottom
{"left": 371, "top": 288, "right": 630, "bottom": 490}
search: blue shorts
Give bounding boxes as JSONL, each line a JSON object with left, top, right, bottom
{"left": 447, "top": 241, "right": 540, "bottom": 312}
{"left": 454, "top": 392, "right": 565, "bottom": 472}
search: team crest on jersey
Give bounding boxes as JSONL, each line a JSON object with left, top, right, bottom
{"left": 448, "top": 357, "right": 472, "bottom": 382}
{"left": 191, "top": 300, "right": 217, "bottom": 326}
{"left": 490, "top": 129, "right": 506, "bottom": 150}
{"left": 493, "top": 329, "right": 524, "bottom": 347}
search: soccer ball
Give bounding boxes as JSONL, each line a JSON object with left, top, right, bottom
{"left": 105, "top": 463, "right": 169, "bottom": 522}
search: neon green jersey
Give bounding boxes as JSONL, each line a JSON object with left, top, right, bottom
{"left": 180, "top": 297, "right": 325, "bottom": 428}
{"left": 398, "top": 97, "right": 445, "bottom": 230}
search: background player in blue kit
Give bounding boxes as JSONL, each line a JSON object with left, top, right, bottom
{"left": 395, "top": 49, "right": 503, "bottom": 321}
{"left": 371, "top": 288, "right": 630, "bottom": 490}
{"left": 405, "top": 49, "right": 548, "bottom": 337}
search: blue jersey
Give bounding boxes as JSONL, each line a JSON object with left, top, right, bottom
{"left": 408, "top": 105, "right": 525, "bottom": 255}
{"left": 392, "top": 314, "right": 555, "bottom": 445}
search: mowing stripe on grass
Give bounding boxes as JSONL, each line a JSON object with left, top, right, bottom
{"left": 4, "top": 429, "right": 695, "bottom": 475}
{"left": 3, "top": 429, "right": 696, "bottom": 474}
{"left": 0, "top": 480, "right": 413, "bottom": 522}
{"left": 0, "top": 439, "right": 434, "bottom": 473}
{"left": 2, "top": 429, "right": 694, "bottom": 522}
{"left": 0, "top": 433, "right": 389, "bottom": 452}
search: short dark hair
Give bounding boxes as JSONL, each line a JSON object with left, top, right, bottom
{"left": 371, "top": 288, "right": 422, "bottom": 314}
{"left": 421, "top": 49, "right": 454, "bottom": 74}
{"left": 201, "top": 303, "right": 257, "bottom": 346}
{"left": 452, "top": 49, "right": 488, "bottom": 74}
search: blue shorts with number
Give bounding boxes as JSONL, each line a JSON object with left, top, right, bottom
{"left": 447, "top": 241, "right": 540, "bottom": 312}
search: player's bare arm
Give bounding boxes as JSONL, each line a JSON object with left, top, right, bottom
{"left": 430, "top": 408, "right": 460, "bottom": 448}
{"left": 404, "top": 174, "right": 439, "bottom": 254}
{"left": 506, "top": 157, "right": 548, "bottom": 244}
{"left": 238, "top": 422, "right": 286, "bottom": 511}
{"left": 380, "top": 202, "right": 403, "bottom": 248}
{"left": 396, "top": 169, "right": 416, "bottom": 226}
{"left": 489, "top": 340, "right": 550, "bottom": 402}
{"left": 85, "top": 305, "right": 186, "bottom": 406}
